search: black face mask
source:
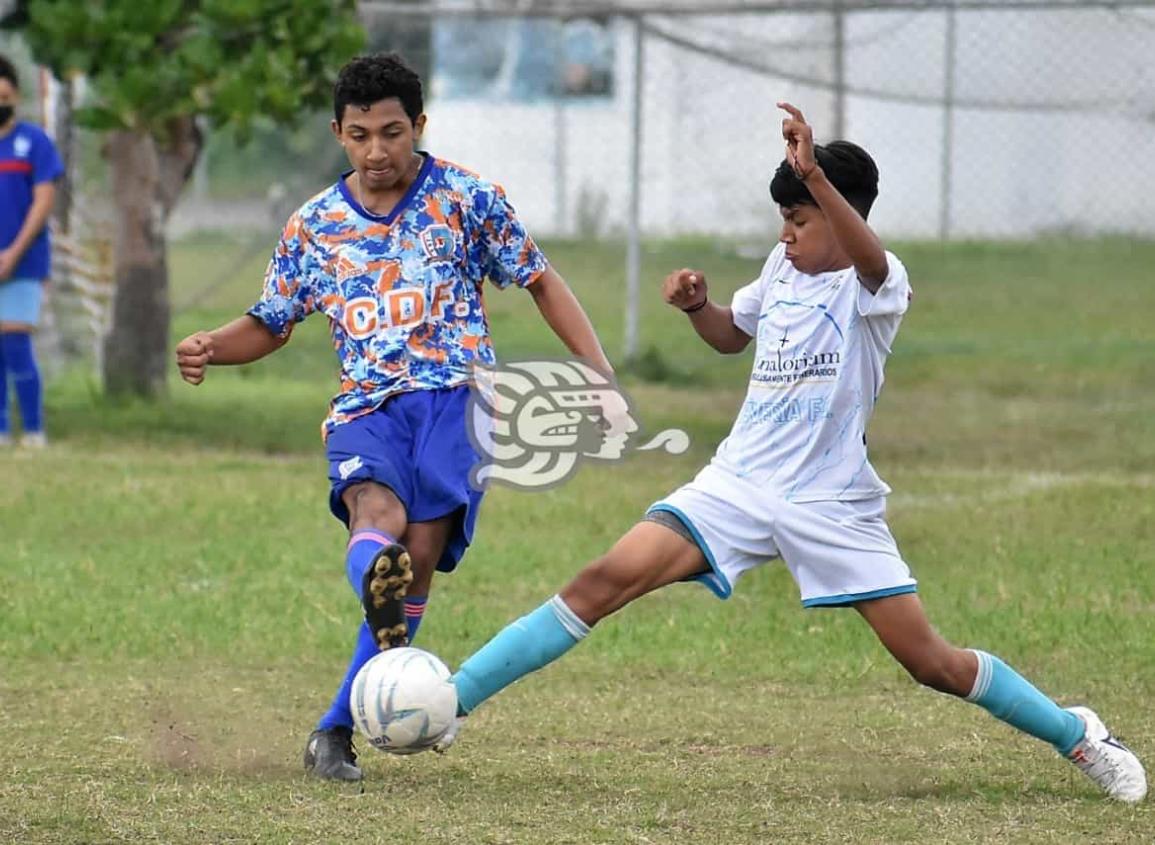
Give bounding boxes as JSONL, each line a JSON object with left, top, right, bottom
{"left": 0, "top": 105, "right": 13, "bottom": 125}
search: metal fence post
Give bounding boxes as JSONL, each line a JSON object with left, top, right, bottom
{"left": 939, "top": 4, "right": 957, "bottom": 240}
{"left": 625, "top": 14, "right": 645, "bottom": 364}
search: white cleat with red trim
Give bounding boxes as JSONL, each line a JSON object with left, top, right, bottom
{"left": 1066, "top": 706, "right": 1146, "bottom": 803}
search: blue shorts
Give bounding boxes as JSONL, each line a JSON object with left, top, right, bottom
{"left": 326, "top": 386, "right": 484, "bottom": 573}
{"left": 0, "top": 278, "right": 44, "bottom": 325}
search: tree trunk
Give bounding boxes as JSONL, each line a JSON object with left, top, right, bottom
{"left": 102, "top": 118, "right": 200, "bottom": 398}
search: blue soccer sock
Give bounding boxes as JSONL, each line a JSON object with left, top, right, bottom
{"left": 452, "top": 595, "right": 590, "bottom": 716}
{"left": 317, "top": 529, "right": 399, "bottom": 732}
{"left": 0, "top": 336, "right": 9, "bottom": 436}
{"left": 344, "top": 529, "right": 395, "bottom": 593}
{"left": 318, "top": 623, "right": 378, "bottom": 731}
{"left": 966, "top": 649, "right": 1086, "bottom": 755}
{"left": 1, "top": 333, "right": 39, "bottom": 434}
{"left": 315, "top": 596, "right": 431, "bottom": 731}
{"left": 405, "top": 595, "right": 428, "bottom": 641}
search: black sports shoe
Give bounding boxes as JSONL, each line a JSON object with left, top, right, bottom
{"left": 361, "top": 543, "right": 414, "bottom": 651}
{"left": 303, "top": 726, "right": 363, "bottom": 781}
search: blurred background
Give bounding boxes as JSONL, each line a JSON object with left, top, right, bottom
{"left": 1, "top": 0, "right": 1153, "bottom": 385}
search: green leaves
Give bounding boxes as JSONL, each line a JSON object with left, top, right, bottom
{"left": 18, "top": 0, "right": 364, "bottom": 135}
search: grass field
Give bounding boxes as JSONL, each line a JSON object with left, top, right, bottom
{"left": 2, "top": 235, "right": 1154, "bottom": 843}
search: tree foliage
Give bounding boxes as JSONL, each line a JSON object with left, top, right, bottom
{"left": 20, "top": 0, "right": 364, "bottom": 136}
{"left": 10, "top": 0, "right": 364, "bottom": 397}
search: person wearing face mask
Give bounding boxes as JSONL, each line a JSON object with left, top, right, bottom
{"left": 0, "top": 54, "right": 63, "bottom": 449}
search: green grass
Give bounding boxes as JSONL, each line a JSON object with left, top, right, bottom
{"left": 2, "top": 235, "right": 1155, "bottom": 843}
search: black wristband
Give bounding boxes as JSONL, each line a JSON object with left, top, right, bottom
{"left": 682, "top": 298, "right": 708, "bottom": 314}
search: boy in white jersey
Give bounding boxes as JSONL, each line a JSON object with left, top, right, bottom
{"left": 436, "top": 103, "right": 1146, "bottom": 803}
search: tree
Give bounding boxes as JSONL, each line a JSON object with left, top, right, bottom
{"left": 14, "top": 0, "right": 363, "bottom": 397}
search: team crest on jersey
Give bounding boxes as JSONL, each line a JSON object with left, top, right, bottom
{"left": 419, "top": 224, "right": 456, "bottom": 263}
{"left": 13, "top": 135, "right": 31, "bottom": 158}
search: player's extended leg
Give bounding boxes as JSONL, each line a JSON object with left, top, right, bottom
{"left": 447, "top": 520, "right": 708, "bottom": 734}
{"left": 857, "top": 593, "right": 1146, "bottom": 802}
{"left": 307, "top": 505, "right": 450, "bottom": 757}
{"left": 345, "top": 482, "right": 413, "bottom": 650}
{"left": 307, "top": 481, "right": 411, "bottom": 781}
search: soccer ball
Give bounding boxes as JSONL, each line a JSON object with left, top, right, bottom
{"left": 349, "top": 647, "right": 458, "bottom": 755}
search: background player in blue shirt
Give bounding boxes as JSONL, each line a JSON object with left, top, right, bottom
{"left": 174, "top": 53, "right": 613, "bottom": 781}
{"left": 434, "top": 103, "right": 1147, "bottom": 803}
{"left": 0, "top": 55, "right": 63, "bottom": 448}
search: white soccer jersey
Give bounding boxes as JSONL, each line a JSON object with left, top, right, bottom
{"left": 714, "top": 242, "right": 912, "bottom": 502}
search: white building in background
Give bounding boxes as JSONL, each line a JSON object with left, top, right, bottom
{"left": 423, "top": 8, "right": 1155, "bottom": 240}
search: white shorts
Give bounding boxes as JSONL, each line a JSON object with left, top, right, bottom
{"left": 647, "top": 463, "right": 917, "bottom": 607}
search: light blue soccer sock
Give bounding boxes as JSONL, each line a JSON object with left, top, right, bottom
{"left": 2, "top": 333, "right": 42, "bottom": 434}
{"left": 317, "top": 529, "right": 399, "bottom": 731}
{"left": 966, "top": 649, "right": 1086, "bottom": 755}
{"left": 452, "top": 595, "right": 590, "bottom": 715}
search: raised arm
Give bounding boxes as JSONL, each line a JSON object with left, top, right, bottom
{"left": 778, "top": 102, "right": 888, "bottom": 292}
{"left": 662, "top": 268, "right": 751, "bottom": 354}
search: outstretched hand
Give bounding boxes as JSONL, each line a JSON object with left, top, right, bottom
{"left": 778, "top": 101, "right": 817, "bottom": 181}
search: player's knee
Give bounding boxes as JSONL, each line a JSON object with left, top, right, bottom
{"left": 344, "top": 482, "right": 404, "bottom": 529}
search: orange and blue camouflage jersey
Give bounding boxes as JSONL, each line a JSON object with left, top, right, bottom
{"left": 247, "top": 154, "right": 548, "bottom": 437}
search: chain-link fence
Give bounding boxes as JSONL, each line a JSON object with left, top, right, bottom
{"left": 376, "top": 0, "right": 1155, "bottom": 242}
{"left": 362, "top": 0, "right": 1155, "bottom": 355}
{"left": 5, "top": 2, "right": 1153, "bottom": 371}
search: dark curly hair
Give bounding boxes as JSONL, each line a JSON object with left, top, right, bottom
{"left": 0, "top": 54, "right": 19, "bottom": 89}
{"left": 333, "top": 53, "right": 422, "bottom": 126}
{"left": 770, "top": 140, "right": 879, "bottom": 219}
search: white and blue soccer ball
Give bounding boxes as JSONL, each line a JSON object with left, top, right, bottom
{"left": 350, "top": 647, "right": 458, "bottom": 755}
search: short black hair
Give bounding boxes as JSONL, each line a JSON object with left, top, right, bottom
{"left": 0, "top": 54, "right": 19, "bottom": 89}
{"left": 770, "top": 140, "right": 879, "bottom": 219}
{"left": 334, "top": 53, "right": 422, "bottom": 126}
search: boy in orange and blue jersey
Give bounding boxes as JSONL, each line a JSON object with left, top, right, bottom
{"left": 175, "top": 53, "right": 611, "bottom": 781}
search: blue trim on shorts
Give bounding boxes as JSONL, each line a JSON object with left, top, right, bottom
{"left": 645, "top": 503, "right": 731, "bottom": 599}
{"left": 801, "top": 584, "right": 918, "bottom": 609}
